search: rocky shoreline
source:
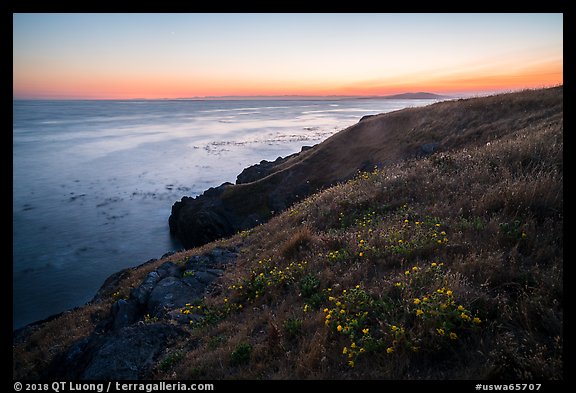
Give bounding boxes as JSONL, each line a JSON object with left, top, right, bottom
{"left": 168, "top": 145, "right": 316, "bottom": 249}
{"left": 26, "top": 246, "right": 239, "bottom": 379}
{"left": 14, "top": 145, "right": 323, "bottom": 379}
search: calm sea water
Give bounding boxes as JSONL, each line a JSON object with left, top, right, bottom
{"left": 13, "top": 98, "right": 439, "bottom": 329}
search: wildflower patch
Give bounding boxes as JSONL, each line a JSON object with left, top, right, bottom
{"left": 324, "top": 262, "right": 483, "bottom": 367}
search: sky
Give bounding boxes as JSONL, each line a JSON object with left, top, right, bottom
{"left": 13, "top": 13, "right": 563, "bottom": 99}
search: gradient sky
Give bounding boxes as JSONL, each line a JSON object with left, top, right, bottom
{"left": 13, "top": 13, "right": 563, "bottom": 99}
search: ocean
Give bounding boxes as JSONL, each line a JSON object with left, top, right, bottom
{"left": 13, "top": 97, "right": 440, "bottom": 329}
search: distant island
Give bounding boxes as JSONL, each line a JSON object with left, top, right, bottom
{"left": 378, "top": 92, "right": 451, "bottom": 99}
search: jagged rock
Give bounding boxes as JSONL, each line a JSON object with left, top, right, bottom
{"left": 156, "top": 261, "right": 181, "bottom": 279}
{"left": 185, "top": 247, "right": 238, "bottom": 270}
{"left": 49, "top": 323, "right": 184, "bottom": 380}
{"left": 189, "top": 270, "right": 220, "bottom": 286}
{"left": 91, "top": 258, "right": 157, "bottom": 302}
{"left": 235, "top": 158, "right": 278, "bottom": 184}
{"left": 168, "top": 184, "right": 237, "bottom": 249}
{"left": 235, "top": 146, "right": 312, "bottom": 185}
{"left": 110, "top": 299, "right": 140, "bottom": 330}
{"left": 208, "top": 247, "right": 239, "bottom": 265}
{"left": 131, "top": 271, "right": 161, "bottom": 306}
{"left": 147, "top": 277, "right": 204, "bottom": 317}
{"left": 68, "top": 244, "right": 239, "bottom": 376}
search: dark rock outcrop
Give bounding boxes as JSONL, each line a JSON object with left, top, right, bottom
{"left": 235, "top": 146, "right": 313, "bottom": 184}
{"left": 169, "top": 183, "right": 237, "bottom": 249}
{"left": 54, "top": 323, "right": 185, "bottom": 380}
{"left": 168, "top": 144, "right": 345, "bottom": 249}
{"left": 169, "top": 146, "right": 321, "bottom": 249}
{"left": 45, "top": 247, "right": 238, "bottom": 379}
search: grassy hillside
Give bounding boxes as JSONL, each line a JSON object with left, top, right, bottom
{"left": 13, "top": 87, "right": 563, "bottom": 380}
{"left": 170, "top": 86, "right": 562, "bottom": 249}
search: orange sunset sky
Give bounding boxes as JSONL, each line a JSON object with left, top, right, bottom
{"left": 13, "top": 13, "right": 563, "bottom": 99}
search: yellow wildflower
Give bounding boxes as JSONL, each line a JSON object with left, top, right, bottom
{"left": 473, "top": 317, "right": 482, "bottom": 324}
{"left": 437, "top": 328, "right": 445, "bottom": 336}
{"left": 391, "top": 325, "right": 398, "bottom": 332}
{"left": 431, "top": 262, "right": 437, "bottom": 267}
{"left": 412, "top": 266, "right": 418, "bottom": 272}
{"left": 446, "top": 290, "right": 453, "bottom": 297}
{"left": 458, "top": 305, "right": 465, "bottom": 311}
{"left": 416, "top": 309, "right": 424, "bottom": 316}
{"left": 386, "top": 347, "right": 394, "bottom": 354}
{"left": 362, "top": 328, "right": 369, "bottom": 335}
{"left": 359, "top": 252, "right": 364, "bottom": 257}
{"left": 348, "top": 360, "right": 355, "bottom": 368}
{"left": 450, "top": 332, "right": 458, "bottom": 340}
{"left": 351, "top": 342, "right": 357, "bottom": 349}
{"left": 337, "top": 325, "right": 343, "bottom": 332}
{"left": 413, "top": 298, "right": 421, "bottom": 305}
{"left": 343, "top": 347, "right": 348, "bottom": 354}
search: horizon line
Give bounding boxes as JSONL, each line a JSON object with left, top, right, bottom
{"left": 11, "top": 92, "right": 475, "bottom": 101}
{"left": 13, "top": 85, "right": 562, "bottom": 101}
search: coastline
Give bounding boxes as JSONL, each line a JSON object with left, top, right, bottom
{"left": 15, "top": 97, "right": 440, "bottom": 329}
{"left": 13, "top": 87, "right": 563, "bottom": 380}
